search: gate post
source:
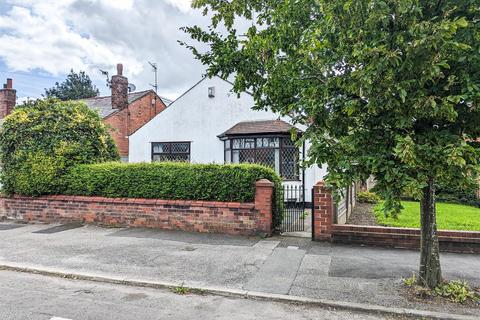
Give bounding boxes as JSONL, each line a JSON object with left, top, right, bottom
{"left": 312, "top": 181, "right": 334, "bottom": 241}
{"left": 255, "top": 179, "right": 274, "bottom": 236}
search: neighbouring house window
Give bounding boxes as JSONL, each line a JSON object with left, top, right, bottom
{"left": 224, "top": 136, "right": 300, "bottom": 180}
{"left": 152, "top": 142, "right": 191, "bottom": 162}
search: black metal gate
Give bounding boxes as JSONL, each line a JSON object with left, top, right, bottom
{"left": 277, "top": 185, "right": 307, "bottom": 233}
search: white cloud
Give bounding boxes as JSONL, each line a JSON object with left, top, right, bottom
{"left": 99, "top": 0, "right": 134, "bottom": 10}
{"left": 165, "top": 0, "right": 192, "bottom": 12}
{"left": 0, "top": 0, "right": 208, "bottom": 98}
{"left": 0, "top": 2, "right": 141, "bottom": 76}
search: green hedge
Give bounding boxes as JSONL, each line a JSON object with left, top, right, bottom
{"left": 0, "top": 99, "right": 118, "bottom": 196}
{"left": 436, "top": 184, "right": 480, "bottom": 208}
{"left": 64, "top": 162, "right": 282, "bottom": 203}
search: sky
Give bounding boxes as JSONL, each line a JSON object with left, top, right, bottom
{"left": 0, "top": 0, "right": 211, "bottom": 101}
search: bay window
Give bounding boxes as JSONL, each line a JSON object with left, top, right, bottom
{"left": 224, "top": 136, "right": 300, "bottom": 180}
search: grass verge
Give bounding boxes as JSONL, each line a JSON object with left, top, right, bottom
{"left": 374, "top": 201, "right": 480, "bottom": 231}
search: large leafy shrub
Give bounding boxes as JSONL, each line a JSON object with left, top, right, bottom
{"left": 65, "top": 162, "right": 281, "bottom": 203}
{"left": 0, "top": 99, "right": 119, "bottom": 196}
{"left": 436, "top": 183, "right": 480, "bottom": 208}
{"left": 357, "top": 191, "right": 381, "bottom": 204}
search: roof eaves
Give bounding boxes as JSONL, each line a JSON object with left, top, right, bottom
{"left": 167, "top": 77, "right": 207, "bottom": 108}
{"left": 101, "top": 108, "right": 121, "bottom": 120}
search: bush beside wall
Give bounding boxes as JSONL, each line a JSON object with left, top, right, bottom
{"left": 65, "top": 162, "right": 282, "bottom": 203}
{"left": 357, "top": 191, "right": 381, "bottom": 204}
{"left": 0, "top": 99, "right": 119, "bottom": 196}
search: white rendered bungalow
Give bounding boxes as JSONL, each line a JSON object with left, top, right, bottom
{"left": 128, "top": 76, "right": 328, "bottom": 202}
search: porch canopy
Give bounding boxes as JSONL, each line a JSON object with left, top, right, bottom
{"left": 218, "top": 119, "right": 303, "bottom": 180}
{"left": 218, "top": 119, "right": 300, "bottom": 138}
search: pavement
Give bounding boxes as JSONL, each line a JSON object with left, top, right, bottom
{"left": 0, "top": 222, "right": 479, "bottom": 318}
{"left": 0, "top": 270, "right": 402, "bottom": 320}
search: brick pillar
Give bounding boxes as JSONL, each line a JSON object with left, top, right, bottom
{"left": 254, "top": 179, "right": 274, "bottom": 236}
{"left": 313, "top": 181, "right": 334, "bottom": 241}
{"left": 0, "top": 197, "right": 5, "bottom": 221}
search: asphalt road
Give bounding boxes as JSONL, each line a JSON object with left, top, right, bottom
{"left": 0, "top": 270, "right": 398, "bottom": 320}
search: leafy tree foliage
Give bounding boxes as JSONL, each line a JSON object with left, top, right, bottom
{"left": 185, "top": 0, "right": 480, "bottom": 288}
{"left": 44, "top": 70, "right": 100, "bottom": 101}
{"left": 0, "top": 99, "right": 119, "bottom": 196}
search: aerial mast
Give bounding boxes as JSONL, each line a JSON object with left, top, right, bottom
{"left": 148, "top": 61, "right": 158, "bottom": 94}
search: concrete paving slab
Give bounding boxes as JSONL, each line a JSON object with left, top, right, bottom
{"left": 0, "top": 223, "right": 24, "bottom": 231}
{"left": 329, "top": 256, "right": 414, "bottom": 279}
{"left": 244, "top": 247, "right": 305, "bottom": 294}
{"left": 109, "top": 228, "right": 260, "bottom": 247}
{"left": 289, "top": 276, "right": 405, "bottom": 306}
{"left": 253, "top": 240, "right": 281, "bottom": 250}
{"left": 296, "top": 254, "right": 331, "bottom": 277}
{"left": 33, "top": 223, "right": 83, "bottom": 234}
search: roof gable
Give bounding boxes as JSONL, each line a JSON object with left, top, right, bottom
{"left": 80, "top": 90, "right": 171, "bottom": 119}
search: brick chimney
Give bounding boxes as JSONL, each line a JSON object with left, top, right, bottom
{"left": 0, "top": 78, "right": 16, "bottom": 119}
{"left": 111, "top": 63, "right": 128, "bottom": 109}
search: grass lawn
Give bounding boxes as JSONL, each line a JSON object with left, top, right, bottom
{"left": 374, "top": 201, "right": 480, "bottom": 231}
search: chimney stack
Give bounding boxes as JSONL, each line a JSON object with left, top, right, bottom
{"left": 0, "top": 78, "right": 16, "bottom": 119}
{"left": 111, "top": 63, "right": 128, "bottom": 109}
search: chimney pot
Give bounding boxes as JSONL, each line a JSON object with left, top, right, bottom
{"left": 0, "top": 78, "right": 16, "bottom": 119}
{"left": 117, "top": 64, "right": 123, "bottom": 76}
{"left": 111, "top": 64, "right": 128, "bottom": 109}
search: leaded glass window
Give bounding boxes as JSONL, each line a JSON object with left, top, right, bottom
{"left": 152, "top": 142, "right": 190, "bottom": 162}
{"left": 224, "top": 136, "right": 300, "bottom": 180}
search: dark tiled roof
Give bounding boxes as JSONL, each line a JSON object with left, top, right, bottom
{"left": 219, "top": 119, "right": 301, "bottom": 137}
{"left": 80, "top": 90, "right": 172, "bottom": 118}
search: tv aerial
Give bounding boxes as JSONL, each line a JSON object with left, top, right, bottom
{"left": 99, "top": 69, "right": 111, "bottom": 88}
{"left": 128, "top": 83, "right": 136, "bottom": 92}
{"left": 148, "top": 61, "right": 158, "bottom": 93}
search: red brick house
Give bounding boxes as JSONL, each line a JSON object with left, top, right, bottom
{"left": 0, "top": 65, "right": 169, "bottom": 161}
{"left": 81, "top": 64, "right": 170, "bottom": 161}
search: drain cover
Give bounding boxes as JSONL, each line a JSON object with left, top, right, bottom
{"left": 33, "top": 223, "right": 83, "bottom": 234}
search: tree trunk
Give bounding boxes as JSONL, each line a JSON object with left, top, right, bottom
{"left": 419, "top": 178, "right": 442, "bottom": 288}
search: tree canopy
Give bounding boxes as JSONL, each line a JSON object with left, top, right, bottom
{"left": 0, "top": 99, "right": 118, "bottom": 196}
{"left": 44, "top": 70, "right": 100, "bottom": 101}
{"left": 185, "top": 0, "right": 480, "bottom": 288}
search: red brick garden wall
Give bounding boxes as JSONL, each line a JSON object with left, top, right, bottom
{"left": 312, "top": 181, "right": 480, "bottom": 253}
{"left": 332, "top": 225, "right": 480, "bottom": 254}
{"left": 0, "top": 180, "right": 274, "bottom": 237}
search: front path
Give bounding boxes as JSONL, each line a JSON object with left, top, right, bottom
{"left": 0, "top": 223, "right": 478, "bottom": 316}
